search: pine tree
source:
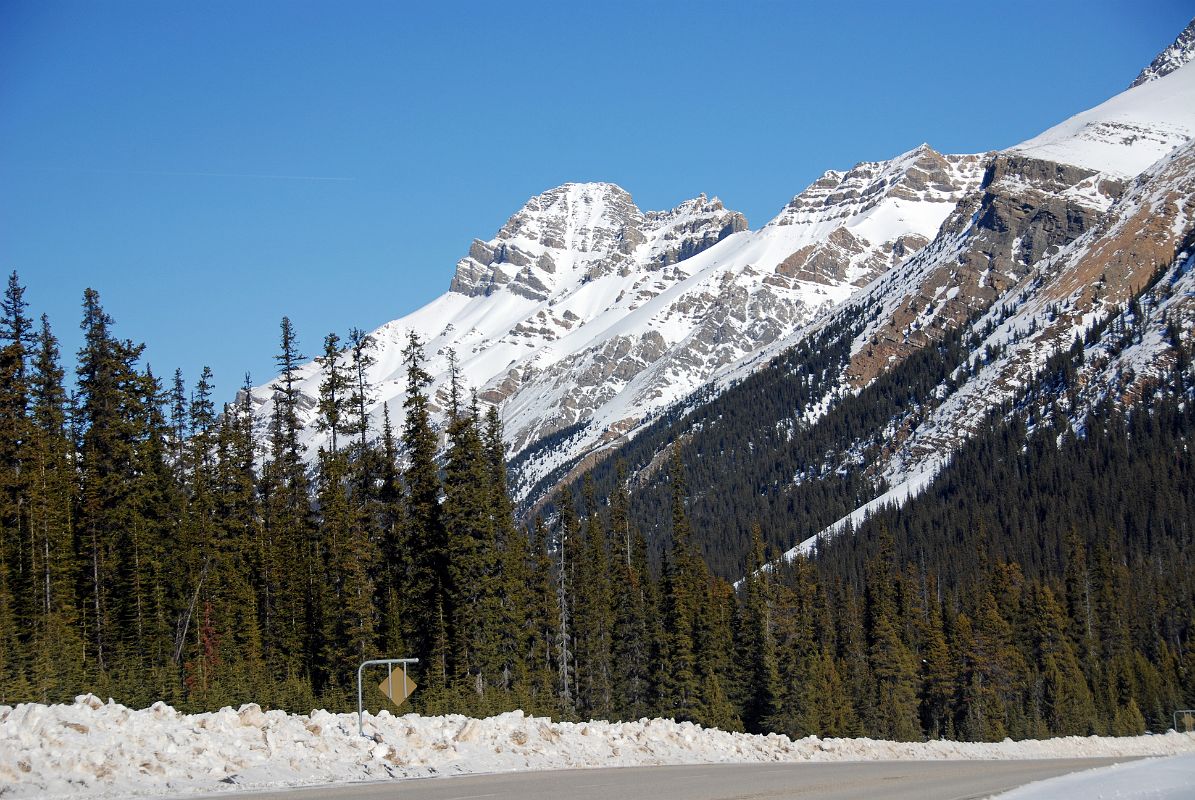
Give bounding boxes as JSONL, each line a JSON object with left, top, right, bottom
{"left": 554, "top": 490, "right": 577, "bottom": 714}
{"left": 527, "top": 516, "right": 560, "bottom": 716}
{"left": 0, "top": 271, "right": 33, "bottom": 688}
{"left": 485, "top": 407, "right": 531, "bottom": 707}
{"left": 442, "top": 370, "right": 497, "bottom": 708}
{"left": 608, "top": 461, "right": 651, "bottom": 720}
{"left": 209, "top": 375, "right": 266, "bottom": 705}
{"left": 25, "top": 316, "right": 83, "bottom": 702}
{"left": 399, "top": 332, "right": 448, "bottom": 699}
{"left": 75, "top": 288, "right": 150, "bottom": 676}
{"left": 258, "top": 317, "right": 314, "bottom": 691}
{"left": 737, "top": 524, "right": 779, "bottom": 733}
{"left": 573, "top": 476, "right": 614, "bottom": 719}
{"left": 657, "top": 447, "right": 701, "bottom": 722}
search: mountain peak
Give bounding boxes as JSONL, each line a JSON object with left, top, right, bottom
{"left": 448, "top": 182, "right": 748, "bottom": 299}
{"left": 766, "top": 143, "right": 983, "bottom": 230}
{"left": 1130, "top": 18, "right": 1195, "bottom": 87}
{"left": 449, "top": 181, "right": 646, "bottom": 299}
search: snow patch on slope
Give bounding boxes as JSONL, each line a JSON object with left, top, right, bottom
{"left": 783, "top": 465, "right": 941, "bottom": 561}
{"left": 1012, "top": 60, "right": 1195, "bottom": 178}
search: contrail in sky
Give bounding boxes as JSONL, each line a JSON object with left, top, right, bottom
{"left": 8, "top": 165, "right": 355, "bottom": 182}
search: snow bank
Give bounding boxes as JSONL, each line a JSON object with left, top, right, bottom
{"left": 2, "top": 695, "right": 1194, "bottom": 799}
{"left": 990, "top": 752, "right": 1195, "bottom": 799}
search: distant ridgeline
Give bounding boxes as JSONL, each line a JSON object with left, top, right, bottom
{"left": 1, "top": 266, "right": 1193, "bottom": 741}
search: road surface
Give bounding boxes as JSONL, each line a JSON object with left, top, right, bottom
{"left": 214, "top": 758, "right": 1135, "bottom": 799}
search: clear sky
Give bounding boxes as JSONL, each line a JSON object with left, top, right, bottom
{"left": 1, "top": 0, "right": 1191, "bottom": 405}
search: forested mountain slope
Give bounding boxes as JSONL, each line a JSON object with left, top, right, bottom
{"left": 544, "top": 24, "right": 1195, "bottom": 579}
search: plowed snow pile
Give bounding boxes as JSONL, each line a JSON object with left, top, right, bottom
{"left": 2, "top": 695, "right": 1194, "bottom": 799}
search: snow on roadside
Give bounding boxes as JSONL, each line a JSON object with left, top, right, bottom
{"left": 988, "top": 752, "right": 1195, "bottom": 799}
{"left": 2, "top": 695, "right": 1194, "bottom": 799}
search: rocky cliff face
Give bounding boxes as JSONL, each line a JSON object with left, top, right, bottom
{"left": 448, "top": 183, "right": 747, "bottom": 300}
{"left": 873, "top": 138, "right": 1195, "bottom": 495}
{"left": 760, "top": 61, "right": 1195, "bottom": 555}
{"left": 844, "top": 154, "right": 1124, "bottom": 388}
{"left": 1131, "top": 17, "right": 1195, "bottom": 87}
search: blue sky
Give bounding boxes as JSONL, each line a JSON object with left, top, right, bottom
{"left": 1, "top": 1, "right": 1190, "bottom": 405}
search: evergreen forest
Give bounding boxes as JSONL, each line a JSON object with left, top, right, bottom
{"left": 1, "top": 270, "right": 1193, "bottom": 743}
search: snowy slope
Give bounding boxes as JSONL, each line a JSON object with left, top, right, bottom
{"left": 731, "top": 33, "right": 1195, "bottom": 569}
{"left": 3, "top": 695, "right": 1194, "bottom": 799}
{"left": 1011, "top": 60, "right": 1195, "bottom": 178}
{"left": 881, "top": 140, "right": 1195, "bottom": 491}
{"left": 249, "top": 148, "right": 985, "bottom": 500}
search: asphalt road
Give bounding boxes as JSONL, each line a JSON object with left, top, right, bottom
{"left": 215, "top": 758, "right": 1135, "bottom": 800}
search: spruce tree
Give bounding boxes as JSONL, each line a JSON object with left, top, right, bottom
{"left": 178, "top": 367, "right": 223, "bottom": 706}
{"left": 347, "top": 327, "right": 376, "bottom": 456}
{"left": 657, "top": 447, "right": 701, "bottom": 722}
{"left": 25, "top": 316, "right": 83, "bottom": 702}
{"left": 258, "top": 316, "right": 314, "bottom": 692}
{"left": 442, "top": 372, "right": 497, "bottom": 708}
{"left": 1030, "top": 585, "right": 1095, "bottom": 735}
{"left": 737, "top": 524, "right": 779, "bottom": 733}
{"left": 399, "top": 332, "right": 447, "bottom": 698}
{"left": 210, "top": 376, "right": 266, "bottom": 705}
{"left": 376, "top": 404, "right": 407, "bottom": 657}
{"left": 0, "top": 554, "right": 29, "bottom": 702}
{"left": 917, "top": 576, "right": 956, "bottom": 739}
{"left": 609, "top": 461, "right": 651, "bottom": 720}
{"left": 484, "top": 407, "right": 531, "bottom": 706}
{"left": 0, "top": 271, "right": 33, "bottom": 680}
{"left": 75, "top": 288, "right": 148, "bottom": 676}
{"left": 573, "top": 476, "right": 614, "bottom": 719}
{"left": 528, "top": 516, "right": 561, "bottom": 716}
{"left": 554, "top": 490, "right": 578, "bottom": 714}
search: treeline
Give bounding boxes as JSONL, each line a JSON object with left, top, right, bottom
{"left": 0, "top": 272, "right": 557, "bottom": 715}
{"left": 545, "top": 375, "right": 1195, "bottom": 741}
{"left": 2, "top": 268, "right": 1193, "bottom": 742}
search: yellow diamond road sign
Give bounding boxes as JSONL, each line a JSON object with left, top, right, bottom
{"left": 378, "top": 667, "right": 417, "bottom": 707}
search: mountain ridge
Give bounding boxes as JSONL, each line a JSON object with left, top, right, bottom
{"left": 250, "top": 146, "right": 986, "bottom": 493}
{"left": 248, "top": 20, "right": 1195, "bottom": 543}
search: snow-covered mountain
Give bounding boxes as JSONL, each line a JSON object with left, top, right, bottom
{"left": 250, "top": 18, "right": 1195, "bottom": 528}
{"left": 531, "top": 19, "right": 1195, "bottom": 570}
{"left": 1130, "top": 16, "right": 1195, "bottom": 87}
{"left": 767, "top": 32, "right": 1195, "bottom": 560}
{"left": 250, "top": 148, "right": 986, "bottom": 496}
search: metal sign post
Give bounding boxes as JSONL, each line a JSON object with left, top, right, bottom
{"left": 358, "top": 657, "right": 419, "bottom": 737}
{"left": 1174, "top": 709, "right": 1195, "bottom": 733}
